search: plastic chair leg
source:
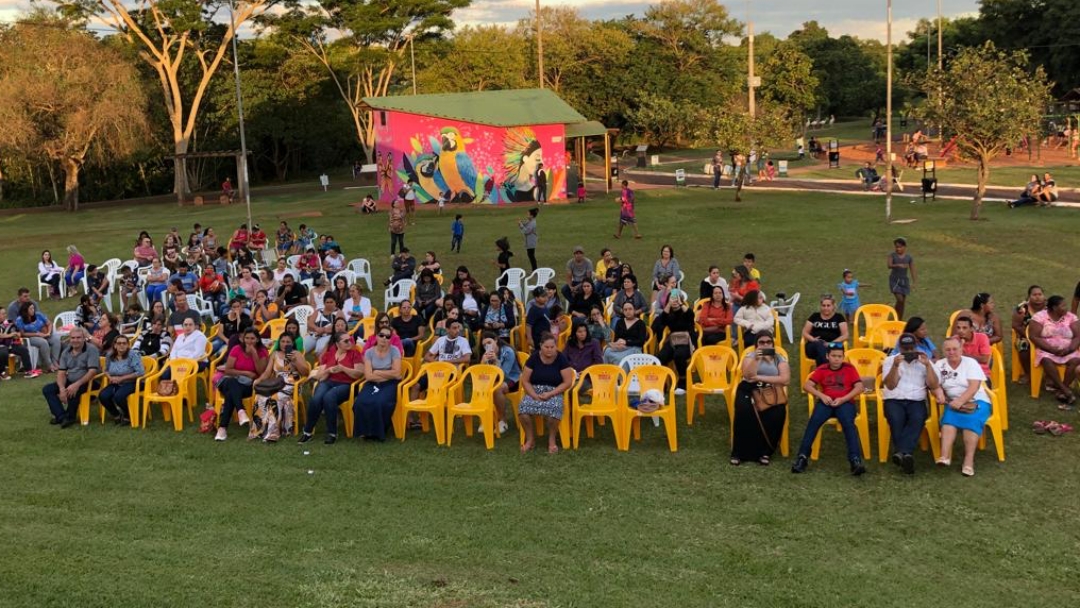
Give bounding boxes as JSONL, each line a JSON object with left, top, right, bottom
{"left": 170, "top": 401, "right": 183, "bottom": 431}
{"left": 663, "top": 415, "right": 678, "bottom": 452}
{"left": 433, "top": 409, "right": 446, "bottom": 445}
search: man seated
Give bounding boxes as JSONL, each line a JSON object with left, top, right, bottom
{"left": 276, "top": 274, "right": 309, "bottom": 313}
{"left": 174, "top": 262, "right": 198, "bottom": 295}
{"left": 561, "top": 246, "right": 594, "bottom": 304}
{"left": 855, "top": 162, "right": 881, "bottom": 190}
{"left": 1007, "top": 174, "right": 1042, "bottom": 208}
{"left": 792, "top": 343, "right": 867, "bottom": 476}
{"left": 360, "top": 195, "right": 378, "bottom": 214}
{"left": 1038, "top": 172, "right": 1058, "bottom": 206}
{"left": 388, "top": 248, "right": 416, "bottom": 286}
{"left": 882, "top": 333, "right": 940, "bottom": 475}
{"left": 42, "top": 327, "right": 100, "bottom": 428}
{"left": 167, "top": 294, "right": 203, "bottom": 338}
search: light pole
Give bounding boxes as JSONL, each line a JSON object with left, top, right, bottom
{"left": 885, "top": 0, "right": 894, "bottom": 223}
{"left": 227, "top": 0, "right": 253, "bottom": 232}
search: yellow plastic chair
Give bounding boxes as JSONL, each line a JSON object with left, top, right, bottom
{"left": 685, "top": 345, "right": 738, "bottom": 426}
{"left": 733, "top": 346, "right": 791, "bottom": 456}
{"left": 797, "top": 338, "right": 817, "bottom": 394}
{"left": 555, "top": 315, "right": 572, "bottom": 350}
{"left": 735, "top": 311, "right": 784, "bottom": 354}
{"left": 853, "top": 304, "right": 898, "bottom": 348}
{"left": 642, "top": 325, "right": 656, "bottom": 356}
{"left": 339, "top": 360, "right": 412, "bottom": 439}
{"left": 619, "top": 365, "right": 678, "bottom": 452}
{"left": 1010, "top": 329, "right": 1023, "bottom": 384}
{"left": 446, "top": 364, "right": 504, "bottom": 449}
{"left": 76, "top": 357, "right": 109, "bottom": 425}
{"left": 395, "top": 362, "right": 458, "bottom": 443}
{"left": 141, "top": 357, "right": 199, "bottom": 431}
{"left": 264, "top": 319, "right": 286, "bottom": 343}
{"left": 868, "top": 321, "right": 906, "bottom": 351}
{"left": 977, "top": 383, "right": 1006, "bottom": 461}
{"left": 571, "top": 365, "right": 626, "bottom": 450}
{"left": 988, "top": 348, "right": 1008, "bottom": 430}
{"left": 96, "top": 356, "right": 158, "bottom": 426}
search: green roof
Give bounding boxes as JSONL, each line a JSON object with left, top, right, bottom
{"left": 564, "top": 120, "right": 609, "bottom": 138}
{"left": 363, "top": 88, "right": 590, "bottom": 127}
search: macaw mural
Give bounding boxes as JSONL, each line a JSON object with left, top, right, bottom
{"left": 373, "top": 112, "right": 566, "bottom": 204}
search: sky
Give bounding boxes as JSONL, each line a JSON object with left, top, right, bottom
{"left": 0, "top": 0, "right": 981, "bottom": 42}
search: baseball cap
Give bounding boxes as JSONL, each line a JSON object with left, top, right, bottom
{"left": 898, "top": 333, "right": 917, "bottom": 348}
{"left": 573, "top": 245, "right": 585, "bottom": 254}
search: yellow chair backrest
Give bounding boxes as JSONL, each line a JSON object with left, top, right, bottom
{"left": 582, "top": 365, "right": 625, "bottom": 404}
{"left": 358, "top": 317, "right": 376, "bottom": 339}
{"left": 869, "top": 321, "right": 907, "bottom": 350}
{"left": 421, "top": 362, "right": 458, "bottom": 397}
{"left": 945, "top": 309, "right": 966, "bottom": 337}
{"left": 691, "top": 345, "right": 737, "bottom": 386}
{"left": 165, "top": 357, "right": 199, "bottom": 383}
{"left": 141, "top": 356, "right": 159, "bottom": 376}
{"left": 387, "top": 306, "right": 400, "bottom": 318}
{"left": 627, "top": 365, "right": 675, "bottom": 399}
{"left": 845, "top": 348, "right": 886, "bottom": 380}
{"left": 461, "top": 364, "right": 503, "bottom": 401}
{"left": 266, "top": 319, "right": 287, "bottom": 342}
{"left": 854, "top": 304, "right": 898, "bottom": 342}
{"left": 693, "top": 298, "right": 708, "bottom": 313}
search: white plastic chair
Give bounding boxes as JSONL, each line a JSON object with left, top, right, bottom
{"left": 334, "top": 269, "right": 357, "bottom": 288}
{"left": 676, "top": 270, "right": 685, "bottom": 290}
{"left": 524, "top": 268, "right": 556, "bottom": 296}
{"left": 384, "top": 279, "right": 415, "bottom": 309}
{"left": 498, "top": 268, "right": 527, "bottom": 302}
{"left": 187, "top": 294, "right": 215, "bottom": 320}
{"left": 286, "top": 254, "right": 302, "bottom": 270}
{"left": 53, "top": 311, "right": 79, "bottom": 339}
{"left": 37, "top": 266, "right": 66, "bottom": 300}
{"left": 347, "top": 258, "right": 373, "bottom": 291}
{"left": 81, "top": 272, "right": 115, "bottom": 313}
{"left": 285, "top": 305, "right": 315, "bottom": 329}
{"left": 300, "top": 279, "right": 314, "bottom": 292}
{"left": 768, "top": 292, "right": 800, "bottom": 344}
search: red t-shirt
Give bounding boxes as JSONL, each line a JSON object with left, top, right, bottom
{"left": 199, "top": 273, "right": 223, "bottom": 293}
{"left": 228, "top": 344, "right": 268, "bottom": 373}
{"left": 808, "top": 362, "right": 862, "bottom": 401}
{"left": 319, "top": 346, "right": 364, "bottom": 384}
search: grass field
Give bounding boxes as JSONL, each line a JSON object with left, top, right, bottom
{"left": 3, "top": 187, "right": 1080, "bottom": 607}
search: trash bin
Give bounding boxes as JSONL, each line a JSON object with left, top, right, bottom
{"left": 635, "top": 145, "right": 648, "bottom": 168}
{"left": 828, "top": 151, "right": 840, "bottom": 168}
{"left": 777, "top": 160, "right": 789, "bottom": 177}
{"left": 921, "top": 177, "right": 937, "bottom": 194}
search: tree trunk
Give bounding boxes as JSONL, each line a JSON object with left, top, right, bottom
{"left": 62, "top": 158, "right": 81, "bottom": 212}
{"left": 173, "top": 138, "right": 191, "bottom": 204}
{"left": 972, "top": 157, "right": 988, "bottom": 220}
{"left": 46, "top": 162, "right": 60, "bottom": 205}
{"left": 0, "top": 158, "right": 5, "bottom": 202}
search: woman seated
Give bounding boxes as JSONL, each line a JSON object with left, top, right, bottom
{"left": 168, "top": 317, "right": 209, "bottom": 370}
{"left": 1011, "top": 285, "right": 1045, "bottom": 383}
{"left": 390, "top": 300, "right": 426, "bottom": 357}
{"left": 248, "top": 332, "right": 309, "bottom": 442}
{"left": 1007, "top": 174, "right": 1042, "bottom": 208}
{"left": 97, "top": 335, "right": 145, "bottom": 426}
{"left": 698, "top": 266, "right": 730, "bottom": 301}
{"left": 297, "top": 247, "right": 322, "bottom": 280}
{"left": 133, "top": 236, "right": 157, "bottom": 268}
{"left": 651, "top": 273, "right": 677, "bottom": 316}
{"left": 890, "top": 316, "right": 940, "bottom": 360}
{"left": 273, "top": 318, "right": 305, "bottom": 352}
{"left": 75, "top": 295, "right": 101, "bottom": 333}
{"left": 612, "top": 275, "right": 648, "bottom": 327}
{"left": 563, "top": 320, "right": 603, "bottom": 375}
{"left": 258, "top": 269, "right": 278, "bottom": 298}
{"left": 934, "top": 337, "right": 994, "bottom": 477}
{"left": 652, "top": 289, "right": 695, "bottom": 391}
{"left": 517, "top": 332, "right": 575, "bottom": 453}
{"left": 967, "top": 292, "right": 1002, "bottom": 347}
{"left": 729, "top": 265, "right": 760, "bottom": 309}
{"left": 650, "top": 245, "right": 680, "bottom": 292}
{"left": 449, "top": 266, "right": 481, "bottom": 298}
{"left": 162, "top": 245, "right": 182, "bottom": 273}
{"left": 418, "top": 251, "right": 442, "bottom": 275}
{"left": 39, "top": 250, "right": 63, "bottom": 300}
{"left": 216, "top": 297, "right": 253, "bottom": 353}
{"left": 1028, "top": 295, "right": 1080, "bottom": 406}
{"left": 228, "top": 223, "right": 250, "bottom": 256}
{"left": 479, "top": 290, "right": 515, "bottom": 341}
{"left": 801, "top": 295, "right": 849, "bottom": 365}
{"left": 568, "top": 280, "right": 602, "bottom": 319}
{"left": 88, "top": 312, "right": 120, "bottom": 356}
{"left": 480, "top": 332, "right": 522, "bottom": 435}
{"left": 1037, "top": 172, "right": 1058, "bottom": 206}
{"left": 586, "top": 306, "right": 612, "bottom": 344}
{"left": 0, "top": 309, "right": 33, "bottom": 378}
{"left": 65, "top": 245, "right": 86, "bottom": 294}
{"left": 604, "top": 302, "right": 647, "bottom": 365}
{"left": 733, "top": 290, "right": 773, "bottom": 347}
{"left": 352, "top": 326, "right": 403, "bottom": 441}
{"left": 697, "top": 285, "right": 733, "bottom": 346}
{"left": 298, "top": 333, "right": 365, "bottom": 445}
{"left": 323, "top": 248, "right": 345, "bottom": 278}
{"left": 434, "top": 306, "right": 462, "bottom": 338}
{"left": 363, "top": 312, "right": 404, "bottom": 355}
{"left": 330, "top": 276, "right": 349, "bottom": 310}
{"left": 414, "top": 269, "right": 442, "bottom": 322}
{"left": 133, "top": 316, "right": 172, "bottom": 361}
{"left": 275, "top": 222, "right": 295, "bottom": 257}
{"left": 296, "top": 224, "right": 315, "bottom": 251}
{"left": 16, "top": 301, "right": 60, "bottom": 374}
{"left": 342, "top": 284, "right": 372, "bottom": 332}
{"left": 730, "top": 332, "right": 790, "bottom": 466}
{"left": 306, "top": 295, "right": 343, "bottom": 355}
{"left": 214, "top": 328, "right": 269, "bottom": 441}
{"left": 452, "top": 278, "right": 484, "bottom": 332}
{"left": 252, "top": 290, "right": 281, "bottom": 330}
{"left": 143, "top": 258, "right": 171, "bottom": 306}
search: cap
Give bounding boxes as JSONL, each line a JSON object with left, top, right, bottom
{"left": 573, "top": 245, "right": 585, "bottom": 254}
{"left": 641, "top": 389, "right": 665, "bottom": 405}
{"left": 898, "top": 333, "right": 917, "bottom": 348}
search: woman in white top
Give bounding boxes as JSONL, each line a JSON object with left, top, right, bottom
{"left": 163, "top": 317, "right": 209, "bottom": 379}
{"left": 39, "top": 250, "right": 64, "bottom": 299}
{"left": 342, "top": 283, "right": 372, "bottom": 329}
{"left": 733, "top": 289, "right": 774, "bottom": 347}
{"left": 323, "top": 249, "right": 345, "bottom": 277}
{"left": 933, "top": 337, "right": 992, "bottom": 477}
{"left": 308, "top": 276, "right": 329, "bottom": 312}
{"left": 307, "top": 294, "right": 342, "bottom": 355}
{"left": 272, "top": 258, "right": 290, "bottom": 284}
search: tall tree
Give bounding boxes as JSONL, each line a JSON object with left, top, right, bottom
{"left": 759, "top": 42, "right": 819, "bottom": 128}
{"left": 916, "top": 43, "right": 1052, "bottom": 220}
{"left": 0, "top": 19, "right": 148, "bottom": 211}
{"left": 417, "top": 25, "right": 528, "bottom": 93}
{"left": 635, "top": 0, "right": 741, "bottom": 73}
{"left": 979, "top": 0, "right": 1080, "bottom": 94}
{"left": 266, "top": 0, "right": 468, "bottom": 162}
{"left": 56, "top": 0, "right": 272, "bottom": 201}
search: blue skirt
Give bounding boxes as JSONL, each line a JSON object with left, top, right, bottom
{"left": 940, "top": 399, "right": 992, "bottom": 435}
{"left": 353, "top": 380, "right": 400, "bottom": 441}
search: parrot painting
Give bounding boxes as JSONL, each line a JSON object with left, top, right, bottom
{"left": 438, "top": 127, "right": 478, "bottom": 202}
{"left": 414, "top": 153, "right": 449, "bottom": 202}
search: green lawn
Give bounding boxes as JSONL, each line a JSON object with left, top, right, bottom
{"left": 791, "top": 164, "right": 1080, "bottom": 188}
{"left": 3, "top": 187, "right": 1080, "bottom": 607}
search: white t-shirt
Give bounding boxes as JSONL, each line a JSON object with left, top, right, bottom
{"left": 429, "top": 335, "right": 471, "bottom": 362}
{"left": 933, "top": 356, "right": 989, "bottom": 403}
{"left": 461, "top": 293, "right": 479, "bottom": 314}
{"left": 881, "top": 354, "right": 928, "bottom": 401}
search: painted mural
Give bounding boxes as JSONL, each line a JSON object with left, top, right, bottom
{"left": 373, "top": 113, "right": 567, "bottom": 204}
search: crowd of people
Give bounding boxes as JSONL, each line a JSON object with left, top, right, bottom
{"left": 13, "top": 211, "right": 1077, "bottom": 474}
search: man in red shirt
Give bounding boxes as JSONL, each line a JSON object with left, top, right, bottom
{"left": 793, "top": 343, "right": 867, "bottom": 475}
{"left": 953, "top": 316, "right": 992, "bottom": 377}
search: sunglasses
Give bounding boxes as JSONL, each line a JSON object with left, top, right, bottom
{"left": 377, "top": 333, "right": 392, "bottom": 339}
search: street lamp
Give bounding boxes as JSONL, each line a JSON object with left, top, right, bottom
{"left": 226, "top": 0, "right": 253, "bottom": 232}
{"left": 885, "top": 0, "right": 894, "bottom": 223}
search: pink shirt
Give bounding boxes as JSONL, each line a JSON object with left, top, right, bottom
{"left": 228, "top": 344, "right": 268, "bottom": 373}
{"left": 961, "top": 332, "right": 992, "bottom": 376}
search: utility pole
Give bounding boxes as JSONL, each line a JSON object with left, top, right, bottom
{"left": 536, "top": 0, "right": 544, "bottom": 89}
{"left": 937, "top": 0, "right": 943, "bottom": 69}
{"left": 885, "top": 0, "right": 894, "bottom": 223}
{"left": 227, "top": 0, "right": 252, "bottom": 232}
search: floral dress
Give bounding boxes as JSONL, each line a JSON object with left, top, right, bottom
{"left": 1032, "top": 309, "right": 1079, "bottom": 365}
{"left": 248, "top": 355, "right": 298, "bottom": 442}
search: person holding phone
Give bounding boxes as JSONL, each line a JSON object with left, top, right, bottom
{"left": 249, "top": 332, "right": 309, "bottom": 442}
{"left": 882, "top": 333, "right": 940, "bottom": 475}
{"left": 480, "top": 331, "right": 521, "bottom": 435}
{"left": 731, "top": 332, "right": 790, "bottom": 466}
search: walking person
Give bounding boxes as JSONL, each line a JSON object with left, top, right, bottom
{"left": 711, "top": 150, "right": 724, "bottom": 189}
{"left": 613, "top": 180, "right": 642, "bottom": 239}
{"left": 450, "top": 214, "right": 465, "bottom": 253}
{"left": 535, "top": 163, "right": 548, "bottom": 203}
{"left": 518, "top": 207, "right": 539, "bottom": 271}
{"left": 887, "top": 237, "right": 916, "bottom": 320}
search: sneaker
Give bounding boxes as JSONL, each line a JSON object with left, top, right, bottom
{"left": 497, "top": 420, "right": 509, "bottom": 434}
{"left": 791, "top": 454, "right": 809, "bottom": 474}
{"left": 324, "top": 434, "right": 336, "bottom": 445}
{"left": 60, "top": 417, "right": 77, "bottom": 429}
{"left": 850, "top": 457, "right": 867, "bottom": 476}
{"left": 900, "top": 453, "right": 915, "bottom": 475}
{"left": 26, "top": 369, "right": 42, "bottom": 379}
{"left": 674, "top": 388, "right": 686, "bottom": 396}
{"left": 0, "top": 372, "right": 10, "bottom": 381}
{"left": 237, "top": 409, "right": 250, "bottom": 426}
{"left": 214, "top": 427, "right": 227, "bottom": 441}
{"left": 891, "top": 452, "right": 902, "bottom": 467}
{"left": 297, "top": 432, "right": 314, "bottom": 444}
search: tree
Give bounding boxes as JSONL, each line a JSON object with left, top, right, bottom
{"left": 759, "top": 42, "right": 819, "bottom": 127}
{"left": 516, "top": 8, "right": 634, "bottom": 95}
{"left": 978, "top": 0, "right": 1080, "bottom": 95}
{"left": 627, "top": 93, "right": 699, "bottom": 149}
{"left": 417, "top": 25, "right": 528, "bottom": 93}
{"left": 0, "top": 19, "right": 148, "bottom": 211}
{"left": 57, "top": 0, "right": 272, "bottom": 201}
{"left": 916, "top": 43, "right": 1052, "bottom": 220}
{"left": 635, "top": 0, "right": 741, "bottom": 73}
{"left": 266, "top": 0, "right": 468, "bottom": 162}
{"left": 789, "top": 22, "right": 887, "bottom": 117}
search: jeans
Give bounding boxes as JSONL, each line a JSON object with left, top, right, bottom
{"left": 401, "top": 338, "right": 417, "bottom": 358}
{"left": 526, "top": 248, "right": 537, "bottom": 271}
{"left": 390, "top": 232, "right": 405, "bottom": 255}
{"left": 804, "top": 340, "right": 829, "bottom": 365}
{"left": 43, "top": 381, "right": 89, "bottom": 422}
{"left": 883, "top": 399, "right": 928, "bottom": 455}
{"left": 218, "top": 377, "right": 254, "bottom": 429}
{"left": 451, "top": 235, "right": 462, "bottom": 253}
{"left": 25, "top": 335, "right": 59, "bottom": 369}
{"left": 65, "top": 269, "right": 84, "bottom": 289}
{"left": 713, "top": 169, "right": 722, "bottom": 188}
{"left": 303, "top": 380, "right": 351, "bottom": 436}
{"left": 99, "top": 382, "right": 137, "bottom": 419}
{"left": 797, "top": 399, "right": 863, "bottom": 461}
{"left": 0, "top": 344, "right": 32, "bottom": 372}
{"left": 145, "top": 284, "right": 168, "bottom": 306}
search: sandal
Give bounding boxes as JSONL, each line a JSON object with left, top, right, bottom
{"left": 1048, "top": 422, "right": 1074, "bottom": 436}
{"left": 729, "top": 457, "right": 742, "bottom": 466}
{"left": 1033, "top": 420, "right": 1050, "bottom": 435}
{"left": 935, "top": 457, "right": 951, "bottom": 467}
{"left": 758, "top": 456, "right": 770, "bottom": 466}
{"left": 961, "top": 466, "right": 975, "bottom": 477}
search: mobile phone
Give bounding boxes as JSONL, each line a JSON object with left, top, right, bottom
{"left": 758, "top": 348, "right": 775, "bottom": 357}
{"left": 485, "top": 342, "right": 496, "bottom": 354}
{"left": 902, "top": 351, "right": 919, "bottom": 362}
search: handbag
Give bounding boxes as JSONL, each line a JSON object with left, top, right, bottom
{"left": 668, "top": 331, "right": 692, "bottom": 348}
{"left": 254, "top": 376, "right": 286, "bottom": 397}
{"left": 751, "top": 382, "right": 787, "bottom": 412}
{"left": 157, "top": 379, "right": 178, "bottom": 396}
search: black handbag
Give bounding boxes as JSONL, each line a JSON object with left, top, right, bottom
{"left": 253, "top": 376, "right": 286, "bottom": 397}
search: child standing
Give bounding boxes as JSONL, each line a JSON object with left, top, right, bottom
{"left": 743, "top": 253, "right": 761, "bottom": 282}
{"left": 837, "top": 269, "right": 871, "bottom": 320}
{"left": 887, "top": 238, "right": 916, "bottom": 320}
{"left": 576, "top": 182, "right": 587, "bottom": 203}
{"left": 792, "top": 343, "right": 867, "bottom": 476}
{"left": 451, "top": 214, "right": 465, "bottom": 253}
